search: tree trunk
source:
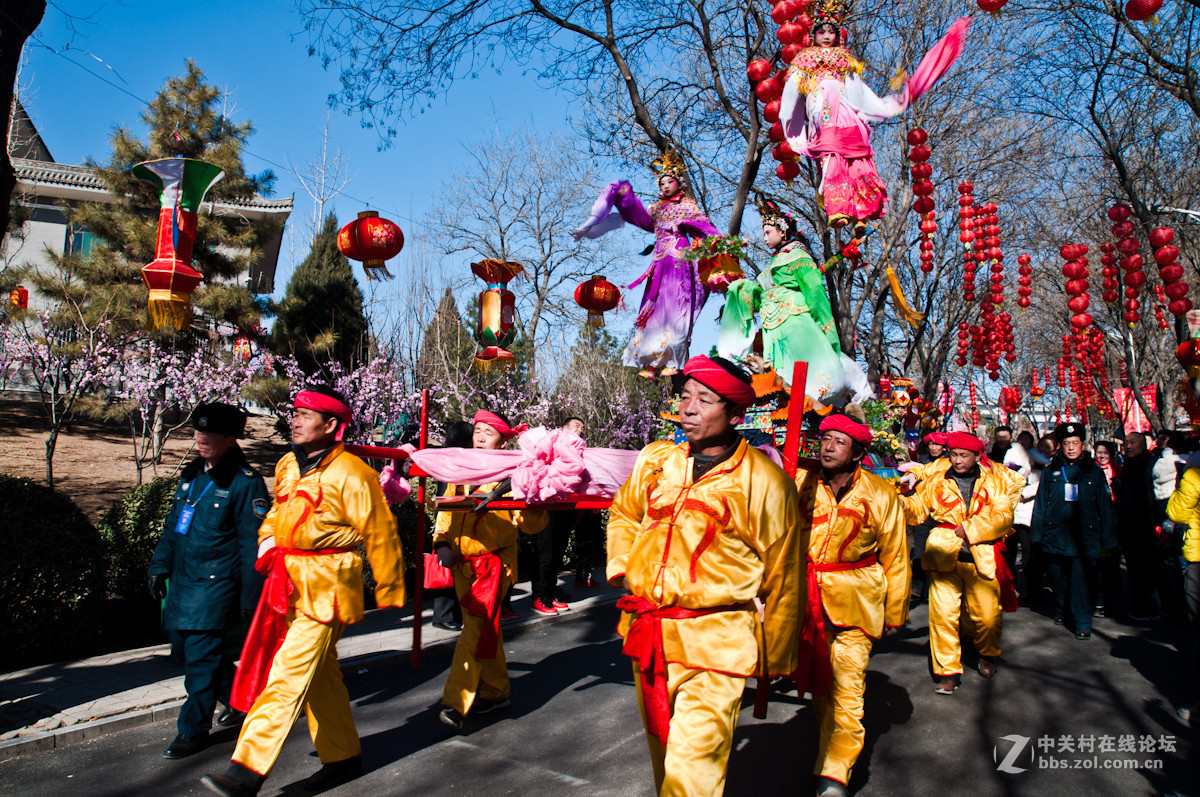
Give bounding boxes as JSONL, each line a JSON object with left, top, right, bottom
{"left": 44, "top": 428, "right": 56, "bottom": 487}
{"left": 0, "top": 0, "right": 47, "bottom": 236}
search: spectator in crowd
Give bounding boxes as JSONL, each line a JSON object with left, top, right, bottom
{"left": 149, "top": 402, "right": 269, "bottom": 760}
{"left": 1117, "top": 432, "right": 1162, "bottom": 621}
{"left": 1166, "top": 464, "right": 1200, "bottom": 724}
{"left": 1003, "top": 431, "right": 1038, "bottom": 603}
{"left": 990, "top": 425, "right": 1013, "bottom": 462}
{"left": 430, "top": 421, "right": 475, "bottom": 632}
{"left": 1039, "top": 434, "right": 1058, "bottom": 460}
{"left": 1031, "top": 423, "right": 1117, "bottom": 640}
{"left": 434, "top": 411, "right": 547, "bottom": 732}
{"left": 532, "top": 416, "right": 592, "bottom": 615}
{"left": 1092, "top": 440, "right": 1122, "bottom": 617}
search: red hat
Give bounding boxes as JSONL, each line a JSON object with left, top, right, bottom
{"left": 295, "top": 389, "right": 353, "bottom": 441}
{"left": 925, "top": 431, "right": 949, "bottom": 446}
{"left": 472, "top": 410, "right": 528, "bottom": 439}
{"left": 819, "top": 414, "right": 873, "bottom": 446}
{"left": 945, "top": 431, "right": 985, "bottom": 453}
{"left": 682, "top": 355, "right": 756, "bottom": 410}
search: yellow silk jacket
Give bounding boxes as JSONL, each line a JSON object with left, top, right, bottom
{"left": 1166, "top": 467, "right": 1200, "bottom": 563}
{"left": 607, "top": 439, "right": 805, "bottom": 678}
{"left": 432, "top": 483, "right": 548, "bottom": 581}
{"left": 901, "top": 460, "right": 1019, "bottom": 579}
{"left": 259, "top": 445, "right": 405, "bottom": 624}
{"left": 796, "top": 466, "right": 910, "bottom": 637}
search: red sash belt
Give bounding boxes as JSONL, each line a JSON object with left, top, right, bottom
{"left": 458, "top": 552, "right": 504, "bottom": 660}
{"left": 616, "top": 595, "right": 749, "bottom": 746}
{"left": 230, "top": 545, "right": 355, "bottom": 712}
{"left": 793, "top": 554, "right": 878, "bottom": 698}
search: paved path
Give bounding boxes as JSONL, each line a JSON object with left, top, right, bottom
{"left": 0, "top": 597, "right": 1194, "bottom": 796}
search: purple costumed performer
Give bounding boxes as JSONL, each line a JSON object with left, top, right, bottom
{"left": 572, "top": 148, "right": 720, "bottom": 378}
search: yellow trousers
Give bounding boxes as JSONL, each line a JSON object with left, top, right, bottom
{"left": 813, "top": 626, "right": 872, "bottom": 784}
{"left": 233, "top": 611, "right": 359, "bottom": 776}
{"left": 633, "top": 662, "right": 744, "bottom": 797}
{"left": 441, "top": 571, "right": 512, "bottom": 716}
{"left": 928, "top": 560, "right": 1002, "bottom": 676}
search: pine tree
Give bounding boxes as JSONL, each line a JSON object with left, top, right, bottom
{"left": 273, "top": 213, "right": 368, "bottom": 371}
{"left": 416, "top": 287, "right": 477, "bottom": 391}
{"left": 43, "top": 60, "right": 278, "bottom": 334}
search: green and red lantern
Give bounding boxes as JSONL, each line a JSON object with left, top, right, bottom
{"left": 471, "top": 259, "right": 524, "bottom": 371}
{"left": 133, "top": 157, "right": 224, "bottom": 330}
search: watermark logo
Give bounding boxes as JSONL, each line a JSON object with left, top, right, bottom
{"left": 994, "top": 733, "right": 1175, "bottom": 773}
{"left": 993, "top": 735, "right": 1034, "bottom": 774}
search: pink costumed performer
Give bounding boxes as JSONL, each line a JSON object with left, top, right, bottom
{"left": 779, "top": 3, "right": 970, "bottom": 227}
{"left": 571, "top": 147, "right": 720, "bottom": 378}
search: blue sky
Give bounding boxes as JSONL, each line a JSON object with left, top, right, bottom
{"left": 21, "top": 0, "right": 723, "bottom": 357}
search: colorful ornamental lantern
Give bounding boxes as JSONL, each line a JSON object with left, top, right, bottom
{"left": 134, "top": 157, "right": 225, "bottom": 330}
{"left": 471, "top": 259, "right": 524, "bottom": 370}
{"left": 7, "top": 285, "right": 28, "bottom": 310}
{"left": 337, "top": 211, "right": 404, "bottom": 280}
{"left": 574, "top": 274, "right": 621, "bottom": 327}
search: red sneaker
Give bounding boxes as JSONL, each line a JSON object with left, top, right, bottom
{"left": 551, "top": 599, "right": 569, "bottom": 610}
{"left": 531, "top": 598, "right": 558, "bottom": 616}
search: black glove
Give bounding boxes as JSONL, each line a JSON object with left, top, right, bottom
{"left": 149, "top": 573, "right": 168, "bottom": 600}
{"left": 435, "top": 544, "right": 456, "bottom": 569}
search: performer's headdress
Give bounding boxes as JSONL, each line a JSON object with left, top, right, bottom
{"left": 650, "top": 147, "right": 688, "bottom": 180}
{"left": 755, "top": 194, "right": 799, "bottom": 239}
{"left": 812, "top": 0, "right": 848, "bottom": 29}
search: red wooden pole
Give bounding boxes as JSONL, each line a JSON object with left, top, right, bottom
{"left": 411, "top": 389, "right": 429, "bottom": 667}
{"left": 754, "top": 359, "right": 810, "bottom": 720}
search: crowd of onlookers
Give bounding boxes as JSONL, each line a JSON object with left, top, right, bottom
{"left": 908, "top": 423, "right": 1200, "bottom": 721}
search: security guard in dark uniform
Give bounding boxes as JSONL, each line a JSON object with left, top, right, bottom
{"left": 149, "top": 402, "right": 270, "bottom": 759}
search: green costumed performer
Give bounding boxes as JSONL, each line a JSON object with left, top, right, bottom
{"left": 717, "top": 199, "right": 866, "bottom": 404}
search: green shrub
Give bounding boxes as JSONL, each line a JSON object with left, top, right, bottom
{"left": 97, "top": 476, "right": 179, "bottom": 602}
{"left": 0, "top": 475, "right": 106, "bottom": 662}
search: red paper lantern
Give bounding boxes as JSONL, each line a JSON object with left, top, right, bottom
{"left": 977, "top": 0, "right": 1007, "bottom": 11}
{"left": 1148, "top": 227, "right": 1174, "bottom": 248}
{"left": 574, "top": 274, "right": 621, "bottom": 327}
{"left": 755, "top": 78, "right": 783, "bottom": 102}
{"left": 776, "top": 161, "right": 801, "bottom": 181}
{"left": 907, "top": 128, "right": 929, "bottom": 146}
{"left": 747, "top": 59, "right": 774, "bottom": 83}
{"left": 1125, "top": 0, "right": 1163, "bottom": 21}
{"left": 338, "top": 210, "right": 404, "bottom": 280}
{"left": 763, "top": 99, "right": 781, "bottom": 123}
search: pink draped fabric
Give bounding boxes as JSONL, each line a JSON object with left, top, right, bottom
{"left": 809, "top": 125, "right": 873, "bottom": 159}
{"left": 376, "top": 428, "right": 641, "bottom": 504}
{"left": 907, "top": 17, "right": 971, "bottom": 102}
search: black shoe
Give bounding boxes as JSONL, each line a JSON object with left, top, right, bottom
{"left": 471, "top": 696, "right": 510, "bottom": 715}
{"left": 200, "top": 772, "right": 261, "bottom": 797}
{"left": 164, "top": 732, "right": 209, "bottom": 759}
{"left": 1094, "top": 605, "right": 1106, "bottom": 618}
{"left": 439, "top": 707, "right": 465, "bottom": 732}
{"left": 1075, "top": 629, "right": 1092, "bottom": 640}
{"left": 815, "top": 776, "right": 850, "bottom": 797}
{"left": 555, "top": 587, "right": 574, "bottom": 602}
{"left": 432, "top": 621, "right": 463, "bottom": 632}
{"left": 302, "top": 756, "right": 363, "bottom": 792}
{"left": 216, "top": 706, "right": 245, "bottom": 728}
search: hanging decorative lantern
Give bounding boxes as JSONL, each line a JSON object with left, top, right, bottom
{"left": 471, "top": 259, "right": 524, "bottom": 371}
{"left": 233, "top": 336, "right": 252, "bottom": 361}
{"left": 1125, "top": 0, "right": 1162, "bottom": 22}
{"left": 908, "top": 128, "right": 938, "bottom": 274}
{"left": 574, "top": 274, "right": 621, "bottom": 327}
{"left": 134, "top": 157, "right": 225, "bottom": 330}
{"left": 337, "top": 211, "right": 404, "bottom": 280}
{"left": 7, "top": 285, "right": 28, "bottom": 310}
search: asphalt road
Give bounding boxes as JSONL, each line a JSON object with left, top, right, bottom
{"left": 0, "top": 601, "right": 1195, "bottom": 797}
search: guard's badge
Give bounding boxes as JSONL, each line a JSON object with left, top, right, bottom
{"left": 253, "top": 499, "right": 269, "bottom": 519}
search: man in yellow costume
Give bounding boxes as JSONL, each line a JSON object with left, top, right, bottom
{"left": 434, "top": 410, "right": 548, "bottom": 731}
{"left": 794, "top": 413, "right": 909, "bottom": 797}
{"left": 901, "top": 431, "right": 1020, "bottom": 695}
{"left": 201, "top": 386, "right": 405, "bottom": 797}
{"left": 608, "top": 355, "right": 804, "bottom": 797}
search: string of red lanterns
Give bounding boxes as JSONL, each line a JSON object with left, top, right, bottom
{"left": 1151, "top": 225, "right": 1192, "bottom": 317}
{"left": 1109, "top": 203, "right": 1145, "bottom": 326}
{"left": 907, "top": 128, "right": 937, "bottom": 274}
{"left": 749, "top": 0, "right": 815, "bottom": 182}
{"left": 1016, "top": 253, "right": 1032, "bottom": 309}
{"left": 958, "top": 183, "right": 977, "bottom": 303}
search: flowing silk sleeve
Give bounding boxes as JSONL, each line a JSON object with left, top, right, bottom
{"left": 717, "top": 278, "right": 762, "bottom": 361}
{"left": 606, "top": 443, "right": 668, "bottom": 586}
{"left": 678, "top": 213, "right": 721, "bottom": 238}
{"left": 789, "top": 251, "right": 841, "bottom": 353}
{"left": 754, "top": 463, "right": 804, "bottom": 676}
{"left": 871, "top": 481, "right": 911, "bottom": 628}
{"left": 840, "top": 73, "right": 907, "bottom": 123}
{"left": 780, "top": 77, "right": 814, "bottom": 158}
{"left": 901, "top": 482, "right": 933, "bottom": 527}
{"left": 344, "top": 459, "right": 406, "bottom": 608}
{"left": 907, "top": 17, "right": 970, "bottom": 100}
{"left": 572, "top": 180, "right": 654, "bottom": 241}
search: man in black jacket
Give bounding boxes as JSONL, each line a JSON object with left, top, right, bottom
{"left": 1030, "top": 422, "right": 1117, "bottom": 640}
{"left": 148, "top": 402, "right": 269, "bottom": 759}
{"left": 1116, "top": 432, "right": 1162, "bottom": 619}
